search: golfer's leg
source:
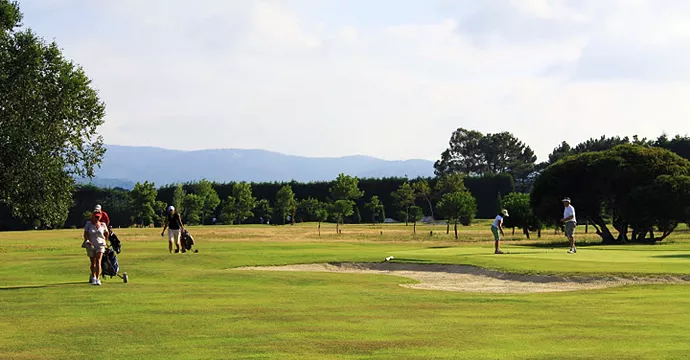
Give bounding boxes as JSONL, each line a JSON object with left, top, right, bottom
{"left": 495, "top": 240, "right": 499, "bottom": 252}
{"left": 90, "top": 256, "right": 97, "bottom": 278}
{"left": 94, "top": 253, "right": 103, "bottom": 278}
{"left": 168, "top": 230, "right": 174, "bottom": 253}
{"left": 174, "top": 231, "right": 181, "bottom": 251}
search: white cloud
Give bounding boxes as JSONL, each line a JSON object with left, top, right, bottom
{"left": 17, "top": 0, "right": 690, "bottom": 162}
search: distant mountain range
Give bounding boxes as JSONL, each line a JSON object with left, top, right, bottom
{"left": 78, "top": 145, "right": 435, "bottom": 189}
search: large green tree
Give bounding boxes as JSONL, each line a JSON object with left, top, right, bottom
{"left": 130, "top": 181, "right": 158, "bottom": 226}
{"left": 193, "top": 179, "right": 220, "bottom": 225}
{"left": 330, "top": 199, "right": 354, "bottom": 233}
{"left": 626, "top": 175, "right": 690, "bottom": 242}
{"left": 365, "top": 195, "right": 384, "bottom": 224}
{"left": 435, "top": 128, "right": 537, "bottom": 191}
{"left": 182, "top": 194, "right": 203, "bottom": 225}
{"left": 275, "top": 185, "right": 296, "bottom": 225}
{"left": 434, "top": 173, "right": 469, "bottom": 234}
{"left": 330, "top": 173, "right": 364, "bottom": 201}
{"left": 0, "top": 1, "right": 106, "bottom": 228}
{"left": 436, "top": 191, "right": 477, "bottom": 239}
{"left": 229, "top": 182, "right": 256, "bottom": 224}
{"left": 531, "top": 145, "right": 690, "bottom": 243}
{"left": 329, "top": 173, "right": 363, "bottom": 231}
{"left": 220, "top": 196, "right": 236, "bottom": 225}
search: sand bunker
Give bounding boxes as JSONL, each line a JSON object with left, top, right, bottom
{"left": 234, "top": 262, "right": 690, "bottom": 294}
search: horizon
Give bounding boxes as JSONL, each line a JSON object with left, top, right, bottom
{"left": 103, "top": 144, "right": 433, "bottom": 162}
{"left": 19, "top": 0, "right": 690, "bottom": 162}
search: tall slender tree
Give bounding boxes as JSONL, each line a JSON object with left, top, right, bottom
{"left": 392, "top": 182, "right": 415, "bottom": 225}
{"left": 231, "top": 182, "right": 256, "bottom": 224}
{"left": 413, "top": 179, "right": 434, "bottom": 221}
{"left": 275, "top": 185, "right": 296, "bottom": 225}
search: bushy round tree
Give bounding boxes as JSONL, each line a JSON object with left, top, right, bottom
{"left": 531, "top": 145, "right": 690, "bottom": 243}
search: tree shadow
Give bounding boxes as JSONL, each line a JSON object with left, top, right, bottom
{"left": 390, "top": 258, "right": 432, "bottom": 263}
{"left": 653, "top": 254, "right": 690, "bottom": 259}
{"left": 516, "top": 241, "right": 668, "bottom": 250}
{"left": 0, "top": 282, "right": 85, "bottom": 291}
{"left": 514, "top": 242, "right": 602, "bottom": 249}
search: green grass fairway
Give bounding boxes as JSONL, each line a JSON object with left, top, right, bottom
{"left": 2, "top": 223, "right": 690, "bottom": 359}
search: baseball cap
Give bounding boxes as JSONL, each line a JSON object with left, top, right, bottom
{"left": 501, "top": 209, "right": 509, "bottom": 217}
{"left": 94, "top": 204, "right": 102, "bottom": 212}
{"left": 167, "top": 206, "right": 175, "bottom": 212}
{"left": 561, "top": 197, "right": 571, "bottom": 203}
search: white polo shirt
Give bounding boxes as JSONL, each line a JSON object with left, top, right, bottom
{"left": 563, "top": 205, "right": 576, "bottom": 223}
{"left": 492, "top": 215, "right": 503, "bottom": 228}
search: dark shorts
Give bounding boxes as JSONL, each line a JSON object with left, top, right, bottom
{"left": 565, "top": 222, "right": 576, "bottom": 237}
{"left": 491, "top": 226, "right": 500, "bottom": 241}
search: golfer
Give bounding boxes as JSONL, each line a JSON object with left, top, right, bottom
{"left": 161, "top": 206, "right": 186, "bottom": 253}
{"left": 491, "top": 209, "right": 509, "bottom": 254}
{"left": 93, "top": 204, "right": 111, "bottom": 227}
{"left": 561, "top": 197, "right": 577, "bottom": 254}
{"left": 83, "top": 212, "right": 109, "bottom": 285}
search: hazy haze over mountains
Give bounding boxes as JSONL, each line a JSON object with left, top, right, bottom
{"left": 84, "top": 145, "right": 435, "bottom": 188}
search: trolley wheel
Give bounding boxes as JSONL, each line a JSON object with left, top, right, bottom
{"left": 123, "top": 273, "right": 129, "bottom": 283}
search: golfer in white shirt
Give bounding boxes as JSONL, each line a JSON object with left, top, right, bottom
{"left": 561, "top": 197, "right": 577, "bottom": 254}
{"left": 491, "top": 209, "right": 509, "bottom": 254}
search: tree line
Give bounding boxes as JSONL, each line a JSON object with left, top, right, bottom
{"left": 38, "top": 174, "right": 507, "bottom": 237}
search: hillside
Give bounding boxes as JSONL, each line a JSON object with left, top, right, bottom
{"left": 86, "top": 145, "right": 435, "bottom": 188}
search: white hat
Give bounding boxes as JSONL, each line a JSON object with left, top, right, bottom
{"left": 167, "top": 206, "right": 175, "bottom": 212}
{"left": 501, "top": 209, "right": 509, "bottom": 217}
{"left": 561, "top": 197, "right": 571, "bottom": 203}
{"left": 94, "top": 204, "right": 102, "bottom": 212}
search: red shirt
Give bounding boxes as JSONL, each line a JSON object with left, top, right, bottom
{"left": 93, "top": 211, "right": 110, "bottom": 227}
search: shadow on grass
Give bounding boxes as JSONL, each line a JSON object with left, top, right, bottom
{"left": 426, "top": 246, "right": 453, "bottom": 249}
{"left": 653, "top": 254, "right": 690, "bottom": 259}
{"left": 0, "top": 282, "right": 85, "bottom": 291}
{"left": 516, "top": 241, "right": 670, "bottom": 250}
{"left": 514, "top": 242, "right": 602, "bottom": 249}
{"left": 388, "top": 258, "right": 432, "bottom": 263}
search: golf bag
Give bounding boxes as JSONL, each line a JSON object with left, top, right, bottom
{"left": 182, "top": 229, "right": 197, "bottom": 252}
{"left": 100, "top": 232, "right": 128, "bottom": 283}
{"left": 109, "top": 231, "right": 122, "bottom": 254}
{"left": 101, "top": 248, "right": 119, "bottom": 277}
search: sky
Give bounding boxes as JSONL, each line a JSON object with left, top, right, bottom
{"left": 17, "top": 0, "right": 690, "bottom": 162}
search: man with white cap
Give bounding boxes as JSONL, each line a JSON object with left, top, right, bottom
{"left": 561, "top": 197, "right": 577, "bottom": 254}
{"left": 93, "top": 204, "right": 110, "bottom": 227}
{"left": 161, "top": 205, "right": 185, "bottom": 253}
{"left": 491, "top": 209, "right": 509, "bottom": 254}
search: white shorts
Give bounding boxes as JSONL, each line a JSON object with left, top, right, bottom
{"left": 168, "top": 229, "right": 181, "bottom": 245}
{"left": 86, "top": 244, "right": 106, "bottom": 258}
